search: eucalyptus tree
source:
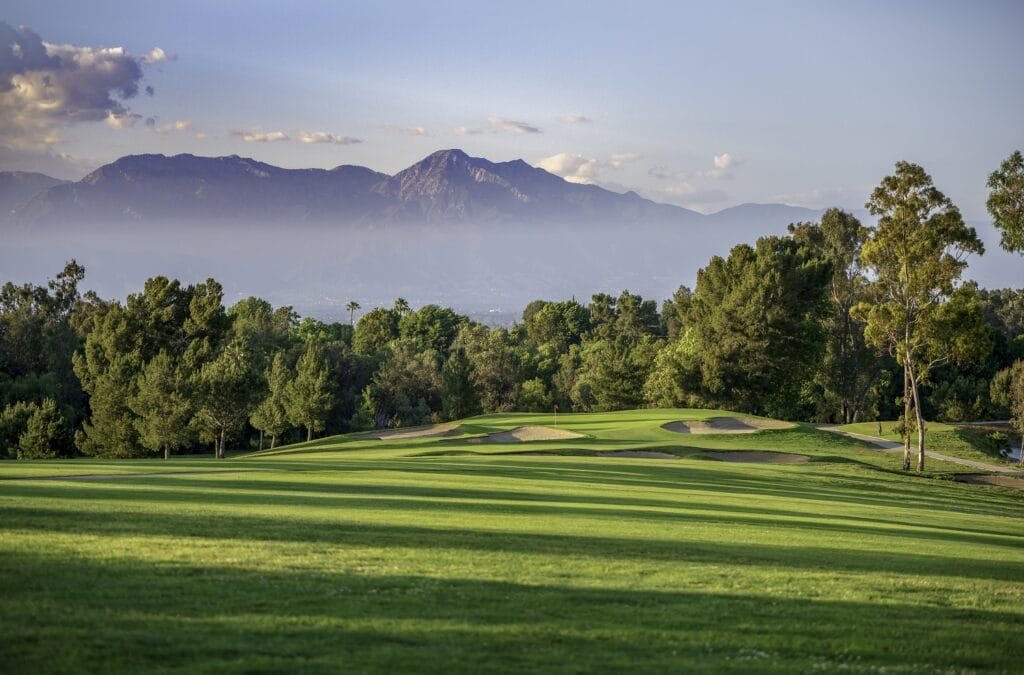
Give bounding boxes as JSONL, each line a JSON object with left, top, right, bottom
{"left": 858, "top": 162, "right": 985, "bottom": 471}
{"left": 987, "top": 150, "right": 1024, "bottom": 254}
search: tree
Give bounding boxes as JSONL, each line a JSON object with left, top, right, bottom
{"left": 858, "top": 161, "right": 985, "bottom": 471}
{"left": 353, "top": 307, "right": 399, "bottom": 356}
{"left": 129, "top": 351, "right": 193, "bottom": 460}
{"left": 441, "top": 347, "right": 479, "bottom": 420}
{"left": 18, "top": 398, "right": 70, "bottom": 459}
{"left": 991, "top": 360, "right": 1024, "bottom": 464}
{"left": 346, "top": 301, "right": 361, "bottom": 326}
{"left": 789, "top": 210, "right": 880, "bottom": 423}
{"left": 194, "top": 342, "right": 262, "bottom": 458}
{"left": 671, "top": 236, "right": 830, "bottom": 417}
{"left": 284, "top": 343, "right": 334, "bottom": 442}
{"left": 0, "top": 401, "right": 39, "bottom": 459}
{"left": 986, "top": 150, "right": 1024, "bottom": 254}
{"left": 250, "top": 352, "right": 292, "bottom": 449}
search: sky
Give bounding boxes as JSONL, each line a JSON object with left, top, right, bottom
{"left": 2, "top": 0, "right": 1023, "bottom": 218}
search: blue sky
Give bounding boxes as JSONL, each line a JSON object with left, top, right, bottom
{"left": 2, "top": 0, "right": 1022, "bottom": 217}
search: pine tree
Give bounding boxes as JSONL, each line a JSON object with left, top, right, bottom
{"left": 17, "top": 398, "right": 70, "bottom": 459}
{"left": 130, "top": 351, "right": 193, "bottom": 460}
{"left": 284, "top": 343, "right": 334, "bottom": 442}
{"left": 250, "top": 352, "right": 292, "bottom": 449}
{"left": 442, "top": 347, "right": 479, "bottom": 420}
{"left": 194, "top": 342, "right": 262, "bottom": 458}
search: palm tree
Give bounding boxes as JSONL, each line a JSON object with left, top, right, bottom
{"left": 393, "top": 297, "right": 410, "bottom": 316}
{"left": 346, "top": 300, "right": 361, "bottom": 325}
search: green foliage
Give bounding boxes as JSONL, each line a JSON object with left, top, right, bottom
{"left": 129, "top": 351, "right": 194, "bottom": 459}
{"left": 991, "top": 360, "right": 1024, "bottom": 449}
{"left": 17, "top": 398, "right": 70, "bottom": 459}
{"left": 353, "top": 307, "right": 399, "bottom": 356}
{"left": 398, "top": 304, "right": 462, "bottom": 355}
{"left": 0, "top": 400, "right": 38, "bottom": 459}
{"left": 193, "top": 342, "right": 263, "bottom": 456}
{"left": 986, "top": 149, "right": 1024, "bottom": 253}
{"left": 441, "top": 347, "right": 480, "bottom": 421}
{"left": 518, "top": 377, "right": 553, "bottom": 412}
{"left": 367, "top": 343, "right": 441, "bottom": 427}
{"left": 284, "top": 343, "right": 334, "bottom": 441}
{"left": 250, "top": 352, "right": 292, "bottom": 447}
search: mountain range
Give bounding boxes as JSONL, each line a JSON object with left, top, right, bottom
{"left": 2, "top": 149, "right": 1011, "bottom": 318}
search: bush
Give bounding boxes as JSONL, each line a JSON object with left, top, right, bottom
{"left": 0, "top": 401, "right": 38, "bottom": 459}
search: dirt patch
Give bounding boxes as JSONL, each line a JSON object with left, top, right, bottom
{"left": 662, "top": 417, "right": 795, "bottom": 435}
{"left": 595, "top": 450, "right": 678, "bottom": 459}
{"left": 374, "top": 423, "right": 463, "bottom": 441}
{"left": 696, "top": 451, "right": 809, "bottom": 464}
{"left": 956, "top": 474, "right": 1024, "bottom": 490}
{"left": 482, "top": 426, "right": 584, "bottom": 443}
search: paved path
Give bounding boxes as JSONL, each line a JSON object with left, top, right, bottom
{"left": 818, "top": 425, "right": 1023, "bottom": 475}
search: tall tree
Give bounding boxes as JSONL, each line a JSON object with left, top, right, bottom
{"left": 129, "top": 351, "right": 193, "bottom": 460}
{"left": 986, "top": 150, "right": 1024, "bottom": 254}
{"left": 193, "top": 342, "right": 262, "bottom": 458}
{"left": 441, "top": 346, "right": 479, "bottom": 421}
{"left": 858, "top": 161, "right": 985, "bottom": 471}
{"left": 991, "top": 360, "right": 1024, "bottom": 464}
{"left": 250, "top": 352, "right": 292, "bottom": 449}
{"left": 17, "top": 398, "right": 70, "bottom": 459}
{"left": 789, "top": 210, "right": 880, "bottom": 423}
{"left": 346, "top": 301, "right": 361, "bottom": 326}
{"left": 284, "top": 343, "right": 334, "bottom": 442}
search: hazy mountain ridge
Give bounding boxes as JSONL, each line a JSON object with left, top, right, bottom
{"left": 4, "top": 149, "right": 718, "bottom": 228}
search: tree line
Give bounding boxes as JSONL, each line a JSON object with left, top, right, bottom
{"left": 1, "top": 156, "right": 1022, "bottom": 467}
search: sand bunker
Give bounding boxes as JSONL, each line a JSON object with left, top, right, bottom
{"left": 595, "top": 450, "right": 678, "bottom": 459}
{"left": 696, "top": 451, "right": 808, "bottom": 464}
{"left": 374, "top": 423, "right": 463, "bottom": 441}
{"left": 483, "top": 426, "right": 584, "bottom": 443}
{"left": 662, "top": 417, "right": 795, "bottom": 435}
{"left": 956, "top": 474, "right": 1024, "bottom": 490}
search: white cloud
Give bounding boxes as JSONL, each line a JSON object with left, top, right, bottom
{"left": 146, "top": 118, "right": 192, "bottom": 134}
{"left": 536, "top": 151, "right": 642, "bottom": 185}
{"left": 297, "top": 131, "right": 363, "bottom": 145}
{"left": 0, "top": 21, "right": 154, "bottom": 151}
{"left": 457, "top": 116, "right": 543, "bottom": 135}
{"left": 537, "top": 153, "right": 601, "bottom": 184}
{"left": 608, "top": 152, "right": 642, "bottom": 168}
{"left": 558, "top": 113, "right": 591, "bottom": 124}
{"left": 770, "top": 186, "right": 858, "bottom": 209}
{"left": 232, "top": 130, "right": 289, "bottom": 143}
{"left": 105, "top": 111, "right": 142, "bottom": 129}
{"left": 379, "top": 124, "right": 429, "bottom": 136}
{"left": 141, "top": 47, "right": 174, "bottom": 64}
{"left": 701, "top": 152, "right": 741, "bottom": 179}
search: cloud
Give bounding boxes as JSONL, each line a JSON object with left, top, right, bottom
{"left": 146, "top": 118, "right": 192, "bottom": 134}
{"left": 297, "top": 131, "right": 362, "bottom": 145}
{"left": 456, "top": 116, "right": 542, "bottom": 135}
{"left": 648, "top": 165, "right": 679, "bottom": 180}
{"left": 608, "top": 152, "right": 642, "bottom": 168}
{"left": 770, "top": 186, "right": 858, "bottom": 209}
{"left": 536, "top": 151, "right": 642, "bottom": 185}
{"left": 378, "top": 123, "right": 429, "bottom": 136}
{"left": 141, "top": 47, "right": 174, "bottom": 64}
{"left": 558, "top": 113, "right": 591, "bottom": 124}
{"left": 537, "top": 153, "right": 601, "bottom": 184}
{"left": 105, "top": 111, "right": 142, "bottom": 129}
{"left": 701, "top": 152, "right": 741, "bottom": 179}
{"left": 0, "top": 20, "right": 163, "bottom": 152}
{"left": 232, "top": 130, "right": 289, "bottom": 143}
{"left": 644, "top": 183, "right": 730, "bottom": 212}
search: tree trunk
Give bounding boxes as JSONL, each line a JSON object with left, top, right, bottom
{"left": 902, "top": 366, "right": 911, "bottom": 471}
{"left": 1019, "top": 433, "right": 1023, "bottom": 465}
{"left": 907, "top": 356, "right": 925, "bottom": 472}
{"left": 307, "top": 427, "right": 312, "bottom": 442}
{"left": 270, "top": 434, "right": 277, "bottom": 450}
{"left": 219, "top": 428, "right": 226, "bottom": 459}
{"left": 259, "top": 430, "right": 264, "bottom": 451}
{"left": 164, "top": 445, "right": 169, "bottom": 461}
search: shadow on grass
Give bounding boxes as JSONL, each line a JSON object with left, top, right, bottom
{"left": 0, "top": 549, "right": 1019, "bottom": 673}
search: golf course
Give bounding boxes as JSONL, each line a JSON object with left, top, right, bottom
{"left": 2, "top": 408, "right": 1022, "bottom": 673}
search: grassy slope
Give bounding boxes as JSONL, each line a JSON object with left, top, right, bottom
{"left": 839, "top": 420, "right": 1016, "bottom": 466}
{"left": 2, "top": 409, "right": 1023, "bottom": 673}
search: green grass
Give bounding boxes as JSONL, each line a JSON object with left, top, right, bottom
{"left": 839, "top": 420, "right": 1017, "bottom": 466}
{"left": 2, "top": 408, "right": 1023, "bottom": 673}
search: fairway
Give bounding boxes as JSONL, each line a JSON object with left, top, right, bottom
{"left": 2, "top": 409, "right": 1023, "bottom": 673}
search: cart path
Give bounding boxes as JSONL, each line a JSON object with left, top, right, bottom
{"left": 817, "top": 426, "right": 1022, "bottom": 474}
